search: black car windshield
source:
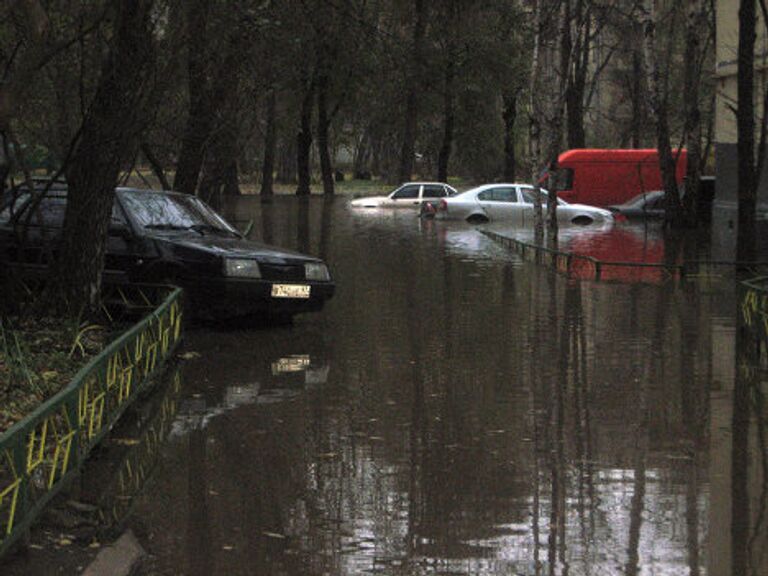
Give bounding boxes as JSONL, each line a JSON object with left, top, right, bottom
{"left": 119, "top": 190, "right": 239, "bottom": 235}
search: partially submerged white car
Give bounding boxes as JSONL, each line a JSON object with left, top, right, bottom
{"left": 350, "top": 182, "right": 457, "bottom": 209}
{"left": 433, "top": 183, "right": 614, "bottom": 226}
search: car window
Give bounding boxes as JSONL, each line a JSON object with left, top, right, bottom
{"left": 422, "top": 185, "right": 447, "bottom": 198}
{"left": 551, "top": 168, "right": 574, "bottom": 192}
{"left": 392, "top": 185, "right": 420, "bottom": 199}
{"left": 0, "top": 192, "right": 30, "bottom": 224}
{"left": 23, "top": 195, "right": 68, "bottom": 228}
{"left": 111, "top": 201, "right": 129, "bottom": 225}
{"left": 478, "top": 187, "right": 517, "bottom": 202}
{"left": 519, "top": 187, "right": 562, "bottom": 205}
{"left": 649, "top": 195, "right": 666, "bottom": 210}
{"left": 119, "top": 190, "right": 238, "bottom": 232}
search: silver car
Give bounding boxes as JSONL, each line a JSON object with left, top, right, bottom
{"left": 433, "top": 183, "right": 614, "bottom": 226}
{"left": 350, "top": 182, "right": 457, "bottom": 209}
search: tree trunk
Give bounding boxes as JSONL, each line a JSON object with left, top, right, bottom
{"left": 296, "top": 80, "right": 315, "bottom": 196}
{"left": 502, "top": 90, "right": 518, "bottom": 182}
{"left": 398, "top": 0, "right": 428, "bottom": 183}
{"left": 437, "top": 56, "right": 456, "bottom": 183}
{"left": 546, "top": 0, "right": 574, "bottom": 238}
{"left": 682, "top": 0, "right": 704, "bottom": 227}
{"left": 317, "top": 74, "right": 335, "bottom": 195}
{"left": 0, "top": 132, "right": 9, "bottom": 197}
{"left": 52, "top": 0, "right": 156, "bottom": 316}
{"left": 276, "top": 138, "right": 295, "bottom": 184}
{"left": 566, "top": 0, "right": 588, "bottom": 149}
{"left": 353, "top": 128, "right": 372, "bottom": 179}
{"left": 172, "top": 0, "right": 211, "bottom": 195}
{"left": 141, "top": 141, "right": 171, "bottom": 190}
{"left": 641, "top": 0, "right": 683, "bottom": 227}
{"left": 260, "top": 89, "right": 277, "bottom": 196}
{"left": 630, "top": 49, "right": 643, "bottom": 148}
{"left": 529, "top": 0, "right": 544, "bottom": 240}
{"left": 736, "top": 0, "right": 757, "bottom": 262}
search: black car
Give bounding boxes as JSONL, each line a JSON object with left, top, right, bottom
{"left": 0, "top": 186, "right": 335, "bottom": 320}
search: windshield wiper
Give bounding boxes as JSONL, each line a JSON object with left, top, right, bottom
{"left": 144, "top": 223, "right": 190, "bottom": 231}
{"left": 188, "top": 224, "right": 238, "bottom": 237}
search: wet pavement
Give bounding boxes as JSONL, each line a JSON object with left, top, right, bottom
{"left": 7, "top": 196, "right": 768, "bottom": 575}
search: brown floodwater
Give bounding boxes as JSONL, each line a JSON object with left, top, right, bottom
{"left": 57, "top": 197, "right": 768, "bottom": 574}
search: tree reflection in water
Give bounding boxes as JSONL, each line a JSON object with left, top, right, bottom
{"left": 94, "top": 199, "right": 768, "bottom": 576}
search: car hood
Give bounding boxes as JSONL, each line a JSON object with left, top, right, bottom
{"left": 350, "top": 196, "right": 387, "bottom": 207}
{"left": 566, "top": 203, "right": 614, "bottom": 217}
{"left": 149, "top": 232, "right": 321, "bottom": 263}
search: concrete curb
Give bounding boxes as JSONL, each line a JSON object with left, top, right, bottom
{"left": 81, "top": 530, "right": 145, "bottom": 576}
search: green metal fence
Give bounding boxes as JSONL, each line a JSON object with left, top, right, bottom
{"left": 0, "top": 286, "right": 183, "bottom": 557}
{"left": 741, "top": 277, "right": 768, "bottom": 347}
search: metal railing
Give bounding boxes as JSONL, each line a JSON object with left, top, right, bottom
{"left": 483, "top": 230, "right": 768, "bottom": 285}
{"left": 741, "top": 277, "right": 768, "bottom": 346}
{"left": 97, "top": 365, "right": 182, "bottom": 530}
{"left": 0, "top": 285, "right": 183, "bottom": 557}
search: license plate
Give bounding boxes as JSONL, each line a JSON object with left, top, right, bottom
{"left": 271, "top": 284, "right": 311, "bottom": 299}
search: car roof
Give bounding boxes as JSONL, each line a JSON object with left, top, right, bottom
{"left": 397, "top": 181, "right": 455, "bottom": 187}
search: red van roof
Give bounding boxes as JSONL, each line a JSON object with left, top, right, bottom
{"left": 558, "top": 149, "right": 685, "bottom": 164}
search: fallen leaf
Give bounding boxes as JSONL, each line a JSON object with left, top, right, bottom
{"left": 263, "top": 531, "right": 286, "bottom": 539}
{"left": 179, "top": 351, "right": 201, "bottom": 360}
{"left": 111, "top": 438, "right": 139, "bottom": 446}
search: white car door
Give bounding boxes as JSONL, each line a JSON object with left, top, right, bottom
{"left": 388, "top": 184, "right": 422, "bottom": 208}
{"left": 518, "top": 185, "right": 557, "bottom": 225}
{"left": 476, "top": 186, "right": 524, "bottom": 223}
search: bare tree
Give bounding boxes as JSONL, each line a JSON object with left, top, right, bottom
{"left": 681, "top": 0, "right": 706, "bottom": 226}
{"left": 735, "top": 0, "right": 768, "bottom": 261}
{"left": 529, "top": 0, "right": 545, "bottom": 240}
{"left": 640, "top": 0, "right": 684, "bottom": 227}
{"left": 398, "top": 0, "right": 429, "bottom": 183}
{"left": 51, "top": 0, "right": 157, "bottom": 315}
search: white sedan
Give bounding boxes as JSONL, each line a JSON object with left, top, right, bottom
{"left": 350, "top": 182, "right": 457, "bottom": 209}
{"left": 432, "top": 183, "right": 614, "bottom": 226}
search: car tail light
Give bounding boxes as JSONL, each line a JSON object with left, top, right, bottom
{"left": 613, "top": 212, "right": 627, "bottom": 222}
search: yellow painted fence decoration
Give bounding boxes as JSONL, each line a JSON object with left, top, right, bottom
{"left": 0, "top": 286, "right": 183, "bottom": 557}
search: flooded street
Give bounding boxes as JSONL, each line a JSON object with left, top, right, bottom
{"left": 125, "top": 197, "right": 764, "bottom": 575}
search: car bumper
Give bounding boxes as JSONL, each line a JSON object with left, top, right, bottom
{"left": 188, "top": 277, "right": 336, "bottom": 318}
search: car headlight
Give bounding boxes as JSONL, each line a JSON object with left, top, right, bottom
{"left": 305, "top": 262, "right": 330, "bottom": 281}
{"left": 224, "top": 258, "right": 261, "bottom": 278}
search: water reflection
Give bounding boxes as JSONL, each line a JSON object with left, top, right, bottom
{"left": 120, "top": 197, "right": 765, "bottom": 575}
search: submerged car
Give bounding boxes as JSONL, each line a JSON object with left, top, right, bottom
{"left": 433, "top": 183, "right": 614, "bottom": 226}
{"left": 0, "top": 186, "right": 335, "bottom": 320}
{"left": 607, "top": 190, "right": 667, "bottom": 219}
{"left": 350, "top": 182, "right": 457, "bottom": 209}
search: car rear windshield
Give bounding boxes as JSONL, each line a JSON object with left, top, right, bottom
{"left": 119, "top": 190, "right": 237, "bottom": 232}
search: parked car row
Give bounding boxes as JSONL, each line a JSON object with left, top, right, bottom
{"left": 351, "top": 181, "right": 614, "bottom": 227}
{"left": 0, "top": 184, "right": 335, "bottom": 321}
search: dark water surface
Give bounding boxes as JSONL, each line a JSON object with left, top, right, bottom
{"left": 129, "top": 197, "right": 765, "bottom": 575}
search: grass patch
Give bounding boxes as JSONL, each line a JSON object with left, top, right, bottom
{"left": 121, "top": 169, "right": 477, "bottom": 197}
{"left": 0, "top": 317, "right": 110, "bottom": 434}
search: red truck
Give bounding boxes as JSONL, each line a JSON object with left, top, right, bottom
{"left": 551, "top": 148, "right": 688, "bottom": 207}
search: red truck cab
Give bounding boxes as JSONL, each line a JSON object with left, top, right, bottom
{"left": 552, "top": 149, "right": 687, "bottom": 207}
